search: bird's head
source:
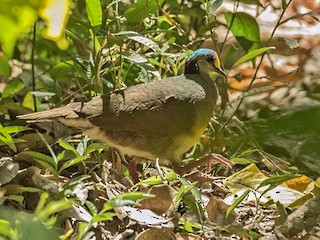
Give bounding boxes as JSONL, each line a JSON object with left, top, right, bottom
{"left": 185, "top": 48, "right": 226, "bottom": 79}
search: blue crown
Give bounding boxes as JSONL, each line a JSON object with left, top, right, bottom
{"left": 186, "top": 48, "right": 217, "bottom": 62}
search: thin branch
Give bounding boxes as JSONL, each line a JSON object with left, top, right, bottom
{"left": 279, "top": 9, "right": 320, "bottom": 26}
{"left": 31, "top": 22, "right": 37, "bottom": 112}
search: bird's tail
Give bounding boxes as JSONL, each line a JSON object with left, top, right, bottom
{"left": 18, "top": 103, "right": 81, "bottom": 122}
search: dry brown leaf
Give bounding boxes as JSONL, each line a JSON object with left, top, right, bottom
{"left": 140, "top": 184, "right": 177, "bottom": 215}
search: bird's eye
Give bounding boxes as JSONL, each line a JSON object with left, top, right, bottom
{"left": 207, "top": 56, "right": 215, "bottom": 64}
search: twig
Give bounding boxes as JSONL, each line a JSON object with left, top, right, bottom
{"left": 31, "top": 23, "right": 37, "bottom": 112}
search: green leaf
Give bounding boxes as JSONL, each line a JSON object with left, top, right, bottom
{"left": 180, "top": 178, "right": 202, "bottom": 204}
{"left": 37, "top": 199, "right": 73, "bottom": 221}
{"left": 0, "top": 56, "right": 11, "bottom": 77}
{"left": 0, "top": 219, "right": 12, "bottom": 237}
{"left": 86, "top": 201, "right": 98, "bottom": 215}
{"left": 92, "top": 212, "right": 117, "bottom": 223}
{"left": 226, "top": 188, "right": 251, "bottom": 217}
{"left": 182, "top": 220, "right": 194, "bottom": 233}
{"left": 225, "top": 12, "right": 260, "bottom": 52}
{"left": 133, "top": 172, "right": 179, "bottom": 187}
{"left": 231, "top": 47, "right": 275, "bottom": 68}
{"left": 257, "top": 174, "right": 298, "bottom": 189}
{"left": 19, "top": 151, "right": 56, "bottom": 171}
{"left": 58, "top": 156, "right": 88, "bottom": 174}
{"left": 0, "top": 2, "right": 38, "bottom": 57}
{"left": 84, "top": 142, "right": 107, "bottom": 155}
{"left": 116, "top": 31, "right": 161, "bottom": 53}
{"left": 59, "top": 139, "right": 80, "bottom": 157}
{"left": 0, "top": 125, "right": 16, "bottom": 152}
{"left": 1, "top": 78, "right": 25, "bottom": 99}
{"left": 2, "top": 126, "right": 31, "bottom": 134}
{"left": 85, "top": 0, "right": 102, "bottom": 27}
{"left": 30, "top": 91, "right": 56, "bottom": 98}
{"left": 173, "top": 180, "right": 198, "bottom": 210}
{"left": 22, "top": 92, "right": 40, "bottom": 111}
{"left": 124, "top": 0, "right": 160, "bottom": 23}
{"left": 231, "top": 157, "right": 258, "bottom": 164}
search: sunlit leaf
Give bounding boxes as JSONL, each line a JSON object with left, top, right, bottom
{"left": 133, "top": 173, "right": 179, "bottom": 187}
{"left": 0, "top": 1, "right": 38, "bottom": 57}
{"left": 85, "top": 0, "right": 102, "bottom": 27}
{"left": 231, "top": 47, "right": 275, "bottom": 69}
{"left": 39, "top": 0, "right": 71, "bottom": 49}
{"left": 225, "top": 12, "right": 260, "bottom": 52}
{"left": 59, "top": 139, "right": 80, "bottom": 157}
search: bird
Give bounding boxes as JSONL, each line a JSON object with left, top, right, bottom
{"left": 18, "top": 48, "right": 226, "bottom": 168}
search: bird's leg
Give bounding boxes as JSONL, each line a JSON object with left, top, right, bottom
{"left": 177, "top": 153, "right": 234, "bottom": 174}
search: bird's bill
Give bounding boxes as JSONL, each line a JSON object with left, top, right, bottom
{"left": 213, "top": 66, "right": 227, "bottom": 80}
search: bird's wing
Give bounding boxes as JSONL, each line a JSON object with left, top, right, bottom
{"left": 90, "top": 75, "right": 208, "bottom": 133}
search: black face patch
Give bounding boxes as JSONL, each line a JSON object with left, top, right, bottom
{"left": 184, "top": 59, "right": 199, "bottom": 74}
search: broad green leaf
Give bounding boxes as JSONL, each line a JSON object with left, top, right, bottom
{"left": 22, "top": 92, "right": 40, "bottom": 111}
{"left": 1, "top": 78, "right": 24, "bottom": 99}
{"left": 226, "top": 188, "right": 251, "bottom": 217}
{"left": 225, "top": 12, "right": 260, "bottom": 52}
{"left": 85, "top": 0, "right": 102, "bottom": 27}
{"left": 231, "top": 47, "right": 275, "bottom": 68}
